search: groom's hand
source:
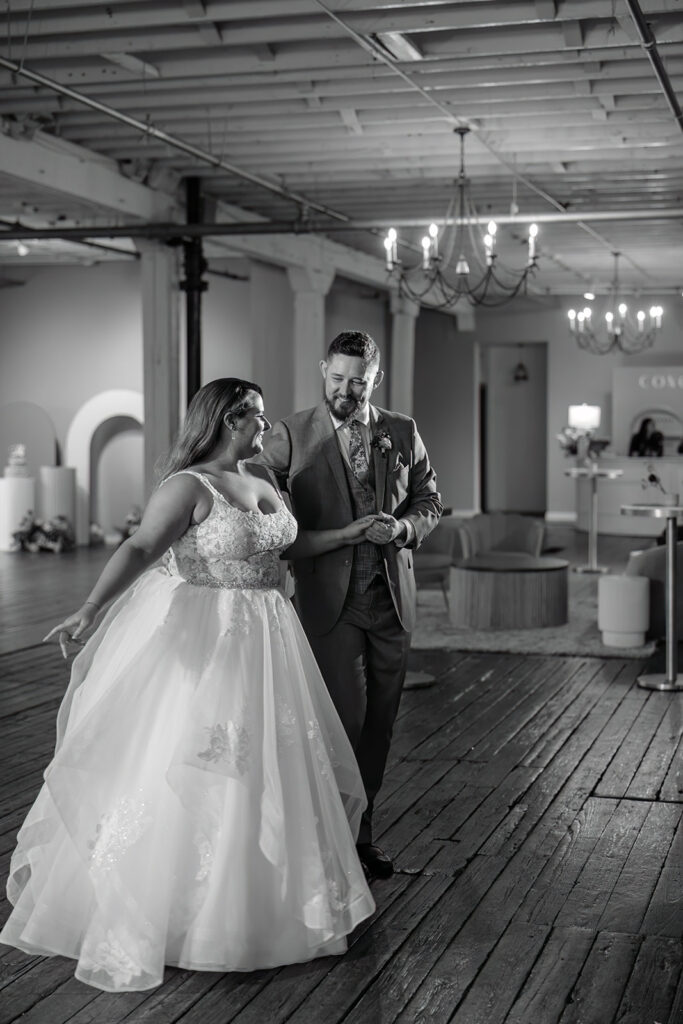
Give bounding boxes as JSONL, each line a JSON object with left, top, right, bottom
{"left": 365, "top": 511, "right": 406, "bottom": 545}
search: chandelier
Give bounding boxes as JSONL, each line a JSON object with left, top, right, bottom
{"left": 382, "top": 127, "right": 539, "bottom": 309}
{"left": 568, "top": 252, "right": 664, "bottom": 354}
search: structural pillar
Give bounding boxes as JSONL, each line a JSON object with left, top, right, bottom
{"left": 390, "top": 292, "right": 420, "bottom": 415}
{"left": 138, "top": 241, "right": 181, "bottom": 495}
{"left": 287, "top": 264, "right": 335, "bottom": 411}
{"left": 181, "top": 177, "right": 208, "bottom": 404}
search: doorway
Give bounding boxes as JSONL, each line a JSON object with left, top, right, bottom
{"left": 481, "top": 343, "right": 548, "bottom": 514}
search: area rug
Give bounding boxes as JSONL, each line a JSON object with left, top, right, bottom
{"left": 412, "top": 574, "right": 656, "bottom": 659}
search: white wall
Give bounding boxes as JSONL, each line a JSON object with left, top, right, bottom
{"left": 0, "top": 262, "right": 142, "bottom": 446}
{"left": 413, "top": 309, "right": 477, "bottom": 514}
{"left": 202, "top": 261, "right": 252, "bottom": 387}
{"left": 248, "top": 260, "right": 294, "bottom": 424}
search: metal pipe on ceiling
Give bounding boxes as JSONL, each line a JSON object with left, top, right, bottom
{"left": 0, "top": 54, "right": 351, "bottom": 224}
{"left": 625, "top": 0, "right": 683, "bottom": 133}
{"left": 1, "top": 207, "right": 682, "bottom": 243}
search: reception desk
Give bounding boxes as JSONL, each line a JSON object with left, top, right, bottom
{"left": 574, "top": 457, "right": 683, "bottom": 537}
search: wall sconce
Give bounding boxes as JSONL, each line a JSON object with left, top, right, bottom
{"left": 513, "top": 361, "right": 529, "bottom": 383}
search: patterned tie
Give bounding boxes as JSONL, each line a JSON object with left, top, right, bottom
{"left": 348, "top": 420, "right": 370, "bottom": 482}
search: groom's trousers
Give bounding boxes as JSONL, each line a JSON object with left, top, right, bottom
{"left": 306, "top": 575, "right": 411, "bottom": 846}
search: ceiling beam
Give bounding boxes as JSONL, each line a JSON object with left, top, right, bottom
{"left": 0, "top": 131, "right": 180, "bottom": 221}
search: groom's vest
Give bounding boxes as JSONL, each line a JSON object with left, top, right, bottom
{"left": 341, "top": 457, "right": 384, "bottom": 593}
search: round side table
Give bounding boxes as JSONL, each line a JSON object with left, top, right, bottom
{"left": 565, "top": 464, "right": 623, "bottom": 573}
{"left": 621, "top": 503, "right": 683, "bottom": 692}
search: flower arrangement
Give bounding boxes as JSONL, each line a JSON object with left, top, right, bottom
{"left": 371, "top": 430, "right": 393, "bottom": 457}
{"left": 556, "top": 426, "right": 608, "bottom": 462}
{"left": 556, "top": 426, "right": 582, "bottom": 457}
{"left": 12, "top": 511, "right": 75, "bottom": 553}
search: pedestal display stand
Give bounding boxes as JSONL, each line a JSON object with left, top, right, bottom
{"left": 0, "top": 477, "right": 35, "bottom": 551}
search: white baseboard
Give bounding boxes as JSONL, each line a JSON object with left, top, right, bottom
{"left": 545, "top": 511, "right": 578, "bottom": 524}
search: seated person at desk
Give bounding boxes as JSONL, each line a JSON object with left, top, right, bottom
{"left": 629, "top": 417, "right": 663, "bottom": 457}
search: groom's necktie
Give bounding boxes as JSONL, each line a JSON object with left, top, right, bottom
{"left": 348, "top": 420, "right": 370, "bottom": 483}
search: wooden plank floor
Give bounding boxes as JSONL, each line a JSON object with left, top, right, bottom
{"left": 1, "top": 541, "right": 683, "bottom": 1023}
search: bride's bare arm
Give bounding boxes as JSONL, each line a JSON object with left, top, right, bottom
{"left": 44, "top": 476, "right": 203, "bottom": 655}
{"left": 282, "top": 515, "right": 378, "bottom": 559}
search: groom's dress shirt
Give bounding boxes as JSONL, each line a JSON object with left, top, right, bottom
{"left": 328, "top": 405, "right": 413, "bottom": 547}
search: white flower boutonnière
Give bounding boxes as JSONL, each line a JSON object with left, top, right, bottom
{"left": 370, "top": 430, "right": 393, "bottom": 457}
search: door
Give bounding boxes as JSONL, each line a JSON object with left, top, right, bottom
{"left": 484, "top": 343, "right": 547, "bottom": 514}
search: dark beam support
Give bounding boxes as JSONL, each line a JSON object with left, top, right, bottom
{"left": 180, "top": 177, "right": 207, "bottom": 405}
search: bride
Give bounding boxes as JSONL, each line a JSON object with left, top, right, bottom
{"left": 1, "top": 378, "right": 376, "bottom": 992}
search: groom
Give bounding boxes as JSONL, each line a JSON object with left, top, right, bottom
{"left": 257, "top": 330, "right": 442, "bottom": 878}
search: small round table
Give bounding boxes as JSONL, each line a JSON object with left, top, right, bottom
{"left": 451, "top": 553, "right": 569, "bottom": 630}
{"left": 621, "top": 503, "right": 683, "bottom": 692}
{"left": 565, "top": 464, "right": 623, "bottom": 574}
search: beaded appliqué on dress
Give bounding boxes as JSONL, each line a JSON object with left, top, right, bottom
{"left": 89, "top": 794, "right": 152, "bottom": 872}
{"left": 197, "top": 721, "right": 250, "bottom": 773}
{"left": 163, "top": 471, "right": 297, "bottom": 590}
{"left": 80, "top": 926, "right": 153, "bottom": 988}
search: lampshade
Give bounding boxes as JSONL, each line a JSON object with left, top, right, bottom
{"left": 568, "top": 404, "right": 601, "bottom": 430}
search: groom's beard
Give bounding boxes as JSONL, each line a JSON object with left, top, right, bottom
{"left": 325, "top": 394, "right": 362, "bottom": 421}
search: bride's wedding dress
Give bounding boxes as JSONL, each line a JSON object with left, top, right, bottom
{"left": 1, "top": 471, "right": 374, "bottom": 991}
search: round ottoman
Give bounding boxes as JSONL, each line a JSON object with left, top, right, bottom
{"left": 598, "top": 574, "right": 649, "bottom": 647}
{"left": 450, "top": 553, "right": 569, "bottom": 630}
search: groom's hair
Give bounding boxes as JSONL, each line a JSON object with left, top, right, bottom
{"left": 327, "top": 331, "right": 380, "bottom": 369}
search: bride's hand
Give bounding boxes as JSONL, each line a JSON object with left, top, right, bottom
{"left": 341, "top": 515, "right": 381, "bottom": 545}
{"left": 43, "top": 604, "right": 99, "bottom": 659}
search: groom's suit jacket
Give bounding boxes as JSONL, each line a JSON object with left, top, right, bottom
{"left": 257, "top": 402, "right": 442, "bottom": 636}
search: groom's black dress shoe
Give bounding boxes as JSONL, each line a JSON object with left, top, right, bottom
{"left": 356, "top": 843, "right": 394, "bottom": 879}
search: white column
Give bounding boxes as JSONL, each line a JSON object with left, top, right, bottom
{"left": 138, "top": 243, "right": 181, "bottom": 494}
{"left": 287, "top": 265, "right": 335, "bottom": 411}
{"left": 390, "top": 292, "right": 420, "bottom": 415}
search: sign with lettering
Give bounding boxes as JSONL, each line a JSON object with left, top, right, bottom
{"left": 613, "top": 366, "right": 683, "bottom": 455}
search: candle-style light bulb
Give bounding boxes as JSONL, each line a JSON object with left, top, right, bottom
{"left": 528, "top": 223, "right": 538, "bottom": 263}
{"left": 421, "top": 236, "right": 431, "bottom": 270}
{"left": 618, "top": 302, "right": 627, "bottom": 318}
{"left": 428, "top": 222, "right": 439, "bottom": 258}
{"left": 637, "top": 310, "right": 646, "bottom": 332}
{"left": 484, "top": 234, "right": 493, "bottom": 267}
{"left": 568, "top": 309, "right": 577, "bottom": 333}
{"left": 386, "top": 227, "right": 398, "bottom": 266}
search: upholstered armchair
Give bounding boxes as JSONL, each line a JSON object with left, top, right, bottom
{"left": 457, "top": 512, "right": 545, "bottom": 560}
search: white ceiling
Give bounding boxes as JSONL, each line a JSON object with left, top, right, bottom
{"left": 0, "top": 0, "right": 682, "bottom": 300}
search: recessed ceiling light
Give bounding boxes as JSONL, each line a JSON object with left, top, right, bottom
{"left": 371, "top": 31, "right": 423, "bottom": 62}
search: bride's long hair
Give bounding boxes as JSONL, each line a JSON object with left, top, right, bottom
{"left": 157, "top": 377, "right": 262, "bottom": 481}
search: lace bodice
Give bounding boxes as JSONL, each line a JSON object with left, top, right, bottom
{"left": 162, "top": 471, "right": 297, "bottom": 590}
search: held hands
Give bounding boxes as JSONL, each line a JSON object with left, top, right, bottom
{"left": 364, "top": 511, "right": 405, "bottom": 545}
{"left": 343, "top": 512, "right": 405, "bottom": 546}
{"left": 43, "top": 603, "right": 100, "bottom": 659}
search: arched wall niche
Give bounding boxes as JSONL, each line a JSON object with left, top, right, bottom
{"left": 90, "top": 416, "right": 144, "bottom": 536}
{"left": 65, "top": 390, "right": 144, "bottom": 545}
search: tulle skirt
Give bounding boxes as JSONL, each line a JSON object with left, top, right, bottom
{"left": 1, "top": 567, "right": 375, "bottom": 991}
